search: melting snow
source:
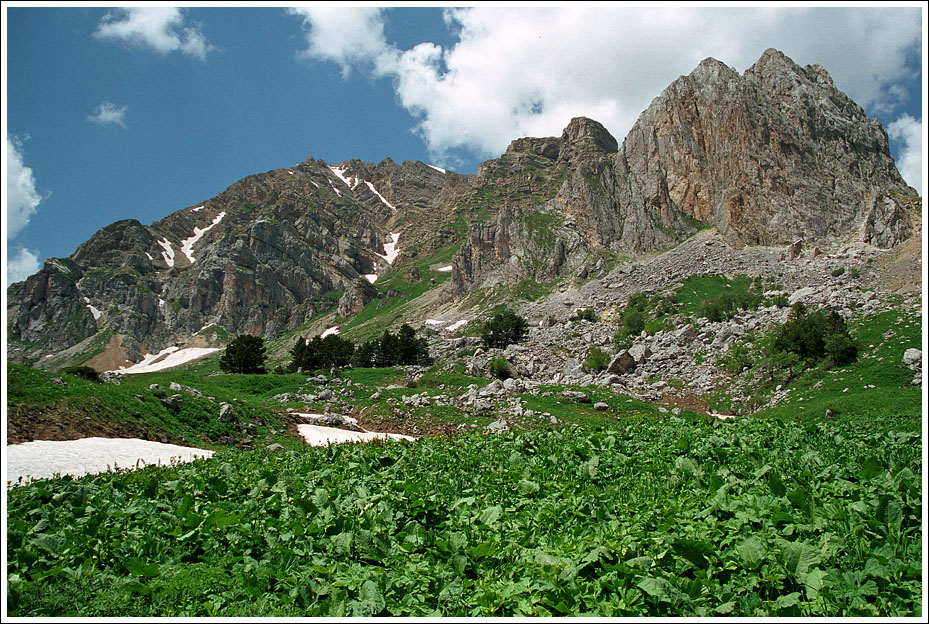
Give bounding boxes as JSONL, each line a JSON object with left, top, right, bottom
{"left": 445, "top": 319, "right": 469, "bottom": 332}
{"left": 7, "top": 438, "right": 214, "bottom": 485}
{"left": 145, "top": 252, "right": 153, "bottom": 261}
{"left": 180, "top": 211, "right": 226, "bottom": 263}
{"left": 329, "top": 165, "right": 360, "bottom": 189}
{"left": 83, "top": 297, "right": 103, "bottom": 320}
{"left": 376, "top": 232, "right": 401, "bottom": 265}
{"left": 364, "top": 274, "right": 379, "bottom": 284}
{"left": 117, "top": 346, "right": 220, "bottom": 375}
{"left": 321, "top": 326, "right": 340, "bottom": 338}
{"left": 436, "top": 265, "right": 453, "bottom": 272}
{"left": 192, "top": 205, "right": 204, "bottom": 212}
{"left": 428, "top": 164, "right": 447, "bottom": 174}
{"left": 157, "top": 238, "right": 176, "bottom": 267}
{"left": 425, "top": 319, "right": 444, "bottom": 326}
{"left": 296, "top": 422, "right": 415, "bottom": 447}
{"left": 364, "top": 181, "right": 397, "bottom": 212}
{"left": 310, "top": 180, "right": 320, "bottom": 188}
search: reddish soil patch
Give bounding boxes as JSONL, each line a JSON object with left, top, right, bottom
{"left": 661, "top": 392, "right": 711, "bottom": 415}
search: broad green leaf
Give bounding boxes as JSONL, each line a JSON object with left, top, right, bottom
{"left": 518, "top": 479, "right": 540, "bottom": 495}
{"left": 637, "top": 576, "right": 691, "bottom": 605}
{"left": 774, "top": 591, "right": 801, "bottom": 609}
{"left": 737, "top": 537, "right": 765, "bottom": 570}
{"left": 766, "top": 472, "right": 787, "bottom": 497}
{"left": 467, "top": 541, "right": 495, "bottom": 559}
{"left": 125, "top": 557, "right": 160, "bottom": 578}
{"left": 857, "top": 456, "right": 884, "bottom": 480}
{"left": 804, "top": 567, "right": 828, "bottom": 600}
{"left": 714, "top": 600, "right": 737, "bottom": 614}
{"left": 478, "top": 505, "right": 502, "bottom": 526}
{"left": 778, "top": 540, "right": 821, "bottom": 583}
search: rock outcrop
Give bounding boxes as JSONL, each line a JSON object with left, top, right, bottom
{"left": 447, "top": 49, "right": 917, "bottom": 298}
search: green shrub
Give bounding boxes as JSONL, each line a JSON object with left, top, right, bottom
{"left": 570, "top": 308, "right": 598, "bottom": 322}
{"left": 61, "top": 365, "right": 101, "bottom": 383}
{"left": 849, "top": 268, "right": 860, "bottom": 278}
{"left": 481, "top": 310, "right": 529, "bottom": 349}
{"left": 825, "top": 332, "right": 858, "bottom": 365}
{"left": 770, "top": 303, "right": 857, "bottom": 366}
{"left": 721, "top": 343, "right": 752, "bottom": 374}
{"left": 583, "top": 346, "right": 611, "bottom": 372}
{"left": 488, "top": 357, "right": 512, "bottom": 380}
{"left": 220, "top": 335, "right": 267, "bottom": 374}
{"left": 831, "top": 267, "right": 846, "bottom": 277}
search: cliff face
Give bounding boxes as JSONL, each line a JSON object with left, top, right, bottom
{"left": 7, "top": 48, "right": 918, "bottom": 369}
{"left": 446, "top": 49, "right": 915, "bottom": 298}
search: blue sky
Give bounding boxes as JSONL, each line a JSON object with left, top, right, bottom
{"left": 4, "top": 5, "right": 925, "bottom": 286}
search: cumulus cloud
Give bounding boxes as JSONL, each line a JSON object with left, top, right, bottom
{"left": 6, "top": 136, "right": 44, "bottom": 286}
{"left": 6, "top": 135, "right": 42, "bottom": 240}
{"left": 887, "top": 114, "right": 923, "bottom": 195}
{"left": 95, "top": 8, "right": 213, "bottom": 60}
{"left": 87, "top": 101, "right": 128, "bottom": 128}
{"left": 6, "top": 247, "right": 41, "bottom": 287}
{"left": 292, "top": 6, "right": 922, "bottom": 165}
{"left": 288, "top": 7, "right": 389, "bottom": 77}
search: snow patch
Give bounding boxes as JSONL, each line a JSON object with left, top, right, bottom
{"left": 321, "top": 326, "right": 340, "bottom": 338}
{"left": 192, "top": 205, "right": 204, "bottom": 212}
{"left": 436, "top": 265, "right": 453, "bottom": 272}
{"left": 117, "top": 346, "right": 219, "bottom": 375}
{"left": 288, "top": 171, "right": 294, "bottom": 175}
{"left": 180, "top": 211, "right": 226, "bottom": 263}
{"left": 364, "top": 181, "right": 397, "bottom": 212}
{"left": 310, "top": 180, "right": 320, "bottom": 188}
{"left": 296, "top": 423, "right": 415, "bottom": 447}
{"left": 445, "top": 319, "right": 469, "bottom": 332}
{"left": 425, "top": 319, "right": 444, "bottom": 326}
{"left": 158, "top": 298, "right": 166, "bottom": 307}
{"left": 376, "top": 232, "right": 401, "bottom": 265}
{"left": 83, "top": 297, "right": 103, "bottom": 320}
{"left": 329, "top": 165, "right": 360, "bottom": 189}
{"left": 364, "top": 274, "right": 379, "bottom": 284}
{"left": 157, "top": 238, "right": 175, "bottom": 267}
{"left": 7, "top": 438, "right": 214, "bottom": 485}
{"left": 145, "top": 252, "right": 153, "bottom": 261}
{"left": 428, "top": 164, "right": 447, "bottom": 174}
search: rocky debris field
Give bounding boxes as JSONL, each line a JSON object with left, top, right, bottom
{"left": 424, "top": 230, "right": 922, "bottom": 418}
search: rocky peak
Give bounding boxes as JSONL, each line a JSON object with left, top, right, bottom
{"left": 559, "top": 117, "right": 618, "bottom": 161}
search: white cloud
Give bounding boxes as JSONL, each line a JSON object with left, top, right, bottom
{"left": 292, "top": 6, "right": 922, "bottom": 166}
{"left": 6, "top": 135, "right": 42, "bottom": 240}
{"left": 87, "top": 101, "right": 128, "bottom": 128}
{"left": 288, "top": 7, "right": 389, "bottom": 77}
{"left": 6, "top": 247, "right": 41, "bottom": 287}
{"left": 95, "top": 8, "right": 213, "bottom": 60}
{"left": 887, "top": 114, "right": 923, "bottom": 195}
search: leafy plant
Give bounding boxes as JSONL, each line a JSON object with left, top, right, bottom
{"left": 488, "top": 357, "right": 513, "bottom": 380}
{"left": 220, "top": 335, "right": 267, "bottom": 374}
{"left": 583, "top": 346, "right": 610, "bottom": 372}
{"left": 481, "top": 310, "right": 528, "bottom": 349}
{"left": 61, "top": 366, "right": 101, "bottom": 383}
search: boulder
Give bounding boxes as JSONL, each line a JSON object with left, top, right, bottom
{"left": 903, "top": 348, "right": 921, "bottom": 371}
{"left": 607, "top": 351, "right": 637, "bottom": 375}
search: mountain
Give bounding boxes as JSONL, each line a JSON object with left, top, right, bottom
{"left": 447, "top": 48, "right": 916, "bottom": 297}
{"left": 6, "top": 49, "right": 919, "bottom": 371}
